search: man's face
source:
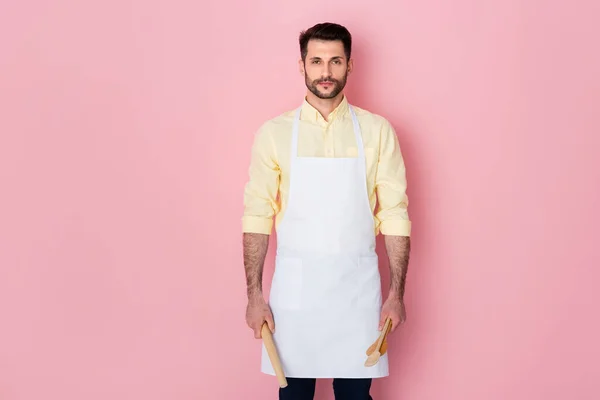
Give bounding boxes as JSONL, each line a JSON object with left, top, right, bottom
{"left": 299, "top": 39, "right": 352, "bottom": 99}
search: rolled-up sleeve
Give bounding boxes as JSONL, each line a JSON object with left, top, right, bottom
{"left": 375, "top": 120, "right": 412, "bottom": 236}
{"left": 242, "top": 124, "right": 280, "bottom": 235}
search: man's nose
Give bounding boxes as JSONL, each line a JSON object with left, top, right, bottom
{"left": 321, "top": 65, "right": 332, "bottom": 78}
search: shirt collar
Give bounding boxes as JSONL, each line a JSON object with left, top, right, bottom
{"left": 300, "top": 95, "right": 349, "bottom": 124}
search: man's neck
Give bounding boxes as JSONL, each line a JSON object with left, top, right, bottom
{"left": 305, "top": 91, "right": 344, "bottom": 122}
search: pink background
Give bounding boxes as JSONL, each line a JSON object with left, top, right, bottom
{"left": 1, "top": 1, "right": 599, "bottom": 399}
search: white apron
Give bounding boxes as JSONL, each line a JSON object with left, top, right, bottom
{"left": 261, "top": 104, "right": 388, "bottom": 379}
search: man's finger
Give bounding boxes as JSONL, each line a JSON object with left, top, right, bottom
{"left": 378, "top": 314, "right": 388, "bottom": 331}
{"left": 253, "top": 322, "right": 263, "bottom": 339}
{"left": 265, "top": 314, "right": 275, "bottom": 333}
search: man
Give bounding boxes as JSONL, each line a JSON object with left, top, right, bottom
{"left": 242, "top": 22, "right": 411, "bottom": 400}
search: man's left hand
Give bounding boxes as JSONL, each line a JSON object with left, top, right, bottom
{"left": 379, "top": 296, "right": 406, "bottom": 333}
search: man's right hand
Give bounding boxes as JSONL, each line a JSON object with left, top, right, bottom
{"left": 246, "top": 298, "right": 275, "bottom": 339}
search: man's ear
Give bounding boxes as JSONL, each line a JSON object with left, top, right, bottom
{"left": 298, "top": 58, "right": 305, "bottom": 76}
{"left": 347, "top": 58, "right": 354, "bottom": 75}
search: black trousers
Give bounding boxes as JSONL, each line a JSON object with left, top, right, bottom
{"left": 279, "top": 377, "right": 373, "bottom": 400}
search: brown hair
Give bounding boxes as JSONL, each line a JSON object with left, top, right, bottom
{"left": 299, "top": 22, "right": 352, "bottom": 62}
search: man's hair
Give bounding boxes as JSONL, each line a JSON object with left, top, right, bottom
{"left": 299, "top": 22, "right": 352, "bottom": 62}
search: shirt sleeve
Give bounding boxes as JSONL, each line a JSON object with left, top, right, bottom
{"left": 375, "top": 119, "right": 412, "bottom": 236}
{"left": 242, "top": 123, "right": 280, "bottom": 235}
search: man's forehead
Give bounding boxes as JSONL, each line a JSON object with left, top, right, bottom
{"left": 306, "top": 39, "right": 346, "bottom": 58}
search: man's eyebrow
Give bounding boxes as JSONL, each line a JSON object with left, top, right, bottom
{"left": 309, "top": 56, "right": 343, "bottom": 61}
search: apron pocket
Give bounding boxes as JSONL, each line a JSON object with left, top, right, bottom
{"left": 357, "top": 255, "right": 382, "bottom": 309}
{"left": 270, "top": 256, "right": 303, "bottom": 310}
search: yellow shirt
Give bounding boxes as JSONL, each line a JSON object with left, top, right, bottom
{"left": 242, "top": 95, "right": 411, "bottom": 237}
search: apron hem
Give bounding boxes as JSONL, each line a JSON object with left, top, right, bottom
{"left": 261, "top": 371, "right": 390, "bottom": 379}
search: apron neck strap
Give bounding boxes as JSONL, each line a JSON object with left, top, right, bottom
{"left": 348, "top": 106, "right": 365, "bottom": 158}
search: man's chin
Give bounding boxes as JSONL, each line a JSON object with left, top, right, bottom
{"left": 317, "top": 93, "right": 336, "bottom": 99}
{"left": 311, "top": 88, "right": 339, "bottom": 99}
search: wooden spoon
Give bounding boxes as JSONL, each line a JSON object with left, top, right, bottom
{"left": 364, "top": 317, "right": 392, "bottom": 367}
{"left": 366, "top": 331, "right": 389, "bottom": 356}
{"left": 366, "top": 316, "right": 393, "bottom": 356}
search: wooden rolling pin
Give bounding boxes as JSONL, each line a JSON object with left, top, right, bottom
{"left": 261, "top": 322, "right": 288, "bottom": 388}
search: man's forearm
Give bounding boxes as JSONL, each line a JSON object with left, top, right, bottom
{"left": 243, "top": 232, "right": 270, "bottom": 302}
{"left": 384, "top": 235, "right": 411, "bottom": 301}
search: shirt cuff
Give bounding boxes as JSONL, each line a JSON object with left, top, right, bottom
{"left": 380, "top": 220, "right": 411, "bottom": 236}
{"left": 242, "top": 216, "right": 273, "bottom": 235}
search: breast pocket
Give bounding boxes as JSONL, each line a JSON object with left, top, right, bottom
{"left": 270, "top": 256, "right": 303, "bottom": 310}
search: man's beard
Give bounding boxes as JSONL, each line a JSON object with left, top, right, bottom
{"left": 305, "top": 72, "right": 348, "bottom": 99}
